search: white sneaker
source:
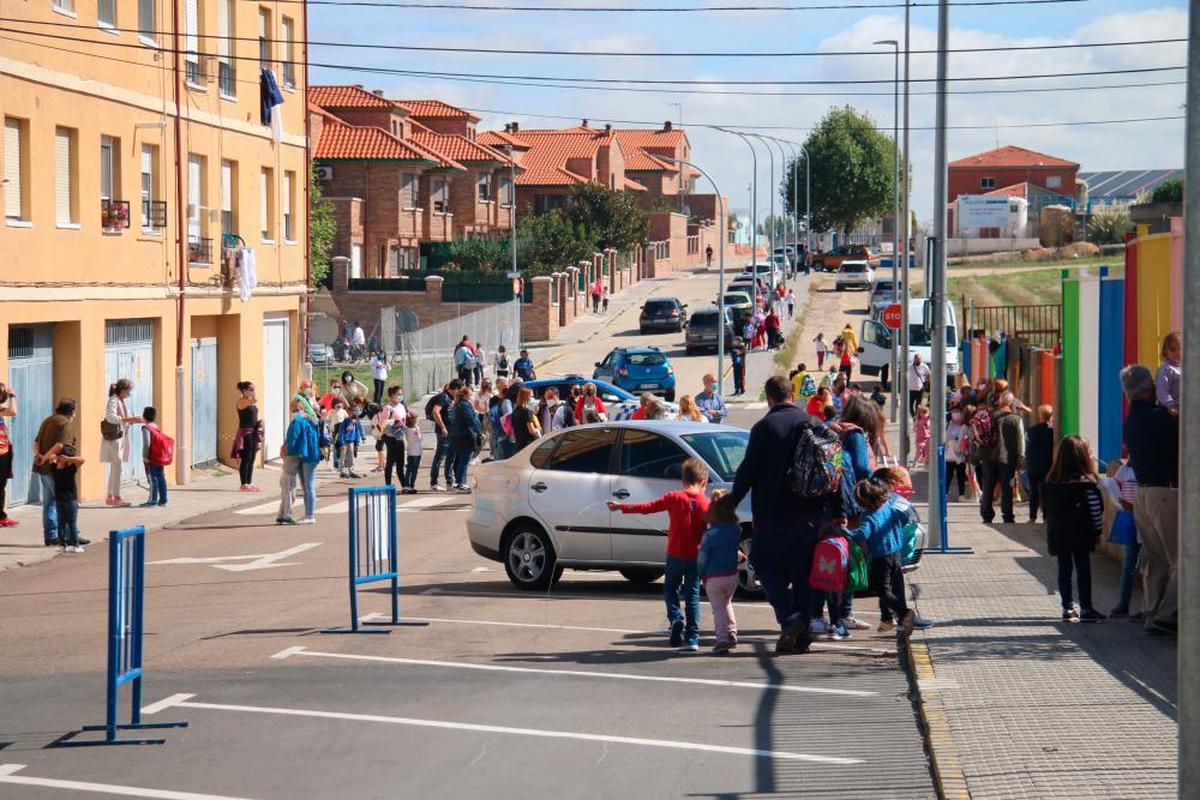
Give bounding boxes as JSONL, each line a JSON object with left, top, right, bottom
{"left": 298, "top": 517, "right": 316, "bottom": 525}
{"left": 843, "top": 616, "right": 872, "bottom": 631}
{"left": 431, "top": 484, "right": 446, "bottom": 492}
{"left": 809, "top": 619, "right": 829, "bottom": 635}
{"left": 71, "top": 545, "right": 85, "bottom": 553}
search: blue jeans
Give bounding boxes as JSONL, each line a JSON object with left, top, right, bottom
{"left": 298, "top": 459, "right": 318, "bottom": 519}
{"left": 39, "top": 473, "right": 58, "bottom": 543}
{"left": 430, "top": 432, "right": 453, "bottom": 486}
{"left": 403, "top": 455, "right": 422, "bottom": 489}
{"left": 146, "top": 464, "right": 167, "bottom": 505}
{"left": 750, "top": 521, "right": 821, "bottom": 629}
{"left": 664, "top": 556, "right": 700, "bottom": 639}
{"left": 1119, "top": 541, "right": 1142, "bottom": 609}
{"left": 55, "top": 497, "right": 79, "bottom": 547}
{"left": 451, "top": 439, "right": 474, "bottom": 488}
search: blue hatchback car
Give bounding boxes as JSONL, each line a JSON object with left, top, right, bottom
{"left": 593, "top": 347, "right": 676, "bottom": 401}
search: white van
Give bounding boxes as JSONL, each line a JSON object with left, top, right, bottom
{"left": 858, "top": 298, "right": 960, "bottom": 385}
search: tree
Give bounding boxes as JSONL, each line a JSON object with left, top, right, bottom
{"left": 515, "top": 209, "right": 594, "bottom": 277}
{"left": 782, "top": 106, "right": 896, "bottom": 236}
{"left": 1087, "top": 204, "right": 1133, "bottom": 244}
{"left": 449, "top": 236, "right": 507, "bottom": 272}
{"left": 756, "top": 214, "right": 796, "bottom": 241}
{"left": 309, "top": 168, "right": 336, "bottom": 288}
{"left": 1151, "top": 178, "right": 1183, "bottom": 203}
{"left": 565, "top": 183, "right": 650, "bottom": 253}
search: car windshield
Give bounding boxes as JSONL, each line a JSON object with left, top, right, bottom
{"left": 626, "top": 352, "right": 666, "bottom": 367}
{"left": 690, "top": 313, "right": 719, "bottom": 329}
{"left": 908, "top": 324, "right": 958, "bottom": 347}
{"left": 644, "top": 300, "right": 676, "bottom": 313}
{"left": 682, "top": 431, "right": 749, "bottom": 482}
{"left": 722, "top": 294, "right": 749, "bottom": 305}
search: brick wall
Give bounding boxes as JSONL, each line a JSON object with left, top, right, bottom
{"left": 949, "top": 166, "right": 1078, "bottom": 202}
{"left": 522, "top": 276, "right": 556, "bottom": 342}
{"left": 327, "top": 197, "right": 364, "bottom": 266}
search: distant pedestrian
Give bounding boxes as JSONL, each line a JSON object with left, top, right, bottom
{"left": 511, "top": 386, "right": 540, "bottom": 451}
{"left": 785, "top": 288, "right": 795, "bottom": 318}
{"left": 851, "top": 479, "right": 920, "bottom": 638}
{"left": 705, "top": 244, "right": 713, "bottom": 269}
{"left": 448, "top": 385, "right": 482, "bottom": 492}
{"left": 907, "top": 354, "right": 931, "bottom": 415}
{"left": 429, "top": 380, "right": 458, "bottom": 491}
{"left": 101, "top": 378, "right": 144, "bottom": 508}
{"left": 838, "top": 341, "right": 853, "bottom": 383}
{"left": 677, "top": 394, "right": 704, "bottom": 423}
{"left": 233, "top": 381, "right": 262, "bottom": 492}
{"left": 869, "top": 385, "right": 887, "bottom": 409}
{"left": 911, "top": 405, "right": 930, "bottom": 467}
{"left": 591, "top": 280, "right": 603, "bottom": 313}
{"left": 730, "top": 339, "right": 747, "bottom": 396}
{"left": 631, "top": 392, "right": 654, "bottom": 421}
{"left": 995, "top": 393, "right": 1025, "bottom": 524}
{"left": 813, "top": 332, "right": 828, "bottom": 369}
{"left": 840, "top": 323, "right": 858, "bottom": 356}
{"left": 53, "top": 444, "right": 87, "bottom": 553}
{"left": 32, "top": 398, "right": 77, "bottom": 546}
{"left": 1024, "top": 405, "right": 1055, "bottom": 522}
{"left": 494, "top": 345, "right": 511, "bottom": 380}
{"left": 764, "top": 309, "right": 782, "bottom": 350}
{"left": 513, "top": 349, "right": 536, "bottom": 382}
{"left": 139, "top": 406, "right": 168, "bottom": 507}
{"left": 371, "top": 352, "right": 390, "bottom": 406}
{"left": 1105, "top": 459, "right": 1140, "bottom": 618}
{"left": 609, "top": 457, "right": 711, "bottom": 652}
{"left": 575, "top": 383, "right": 607, "bottom": 424}
{"left": 401, "top": 413, "right": 423, "bottom": 494}
{"left": 0, "top": 383, "right": 17, "bottom": 528}
{"left": 699, "top": 490, "right": 744, "bottom": 654}
{"left": 337, "top": 404, "right": 365, "bottom": 479}
{"left": 474, "top": 343, "right": 487, "bottom": 387}
{"left": 602, "top": 286, "right": 610, "bottom": 313}
{"left": 945, "top": 407, "right": 969, "bottom": 500}
{"left": 454, "top": 337, "right": 477, "bottom": 386}
{"left": 1156, "top": 330, "right": 1181, "bottom": 413}
{"left": 277, "top": 402, "right": 320, "bottom": 525}
{"left": 1041, "top": 435, "right": 1106, "bottom": 623}
{"left": 695, "top": 375, "right": 727, "bottom": 424}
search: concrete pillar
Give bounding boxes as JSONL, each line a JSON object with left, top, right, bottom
{"left": 523, "top": 276, "right": 554, "bottom": 342}
{"left": 424, "top": 275, "right": 444, "bottom": 304}
{"left": 331, "top": 256, "right": 351, "bottom": 291}
{"left": 607, "top": 249, "right": 618, "bottom": 294}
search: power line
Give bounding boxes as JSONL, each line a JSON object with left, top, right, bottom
{"left": 287, "top": 0, "right": 1091, "bottom": 10}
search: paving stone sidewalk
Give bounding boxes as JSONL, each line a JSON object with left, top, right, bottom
{"left": 908, "top": 495, "right": 1177, "bottom": 799}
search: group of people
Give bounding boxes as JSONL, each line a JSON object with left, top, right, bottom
{"left": 589, "top": 280, "right": 611, "bottom": 314}
{"left": 451, "top": 338, "right": 536, "bottom": 389}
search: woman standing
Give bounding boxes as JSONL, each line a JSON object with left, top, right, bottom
{"left": 0, "top": 383, "right": 17, "bottom": 527}
{"left": 448, "top": 385, "right": 482, "bottom": 492}
{"left": 1156, "top": 331, "right": 1182, "bottom": 413}
{"left": 340, "top": 370, "right": 369, "bottom": 416}
{"left": 677, "top": 395, "right": 705, "bottom": 422}
{"left": 371, "top": 352, "right": 390, "bottom": 406}
{"left": 101, "top": 379, "right": 144, "bottom": 507}
{"left": 1042, "top": 435, "right": 1106, "bottom": 623}
{"left": 232, "top": 381, "right": 262, "bottom": 492}
{"left": 511, "top": 386, "right": 540, "bottom": 452}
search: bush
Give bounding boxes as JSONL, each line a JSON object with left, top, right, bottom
{"left": 1087, "top": 205, "right": 1133, "bottom": 245}
{"left": 1151, "top": 178, "right": 1183, "bottom": 203}
{"left": 448, "top": 237, "right": 506, "bottom": 272}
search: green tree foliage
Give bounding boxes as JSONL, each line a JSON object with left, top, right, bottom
{"left": 1151, "top": 178, "right": 1183, "bottom": 203}
{"left": 782, "top": 106, "right": 896, "bottom": 235}
{"left": 1087, "top": 204, "right": 1133, "bottom": 244}
{"left": 515, "top": 209, "right": 594, "bottom": 277}
{"left": 566, "top": 183, "right": 650, "bottom": 252}
{"left": 449, "top": 237, "right": 508, "bottom": 272}
{"left": 756, "top": 214, "right": 796, "bottom": 240}
{"left": 309, "top": 169, "right": 336, "bottom": 288}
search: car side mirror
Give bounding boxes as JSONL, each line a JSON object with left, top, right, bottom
{"left": 595, "top": 362, "right": 602, "bottom": 367}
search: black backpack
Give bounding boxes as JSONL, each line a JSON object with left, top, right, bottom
{"left": 788, "top": 422, "right": 846, "bottom": 497}
{"left": 424, "top": 393, "right": 441, "bottom": 422}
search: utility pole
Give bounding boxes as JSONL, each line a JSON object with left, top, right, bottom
{"left": 715, "top": 127, "right": 759, "bottom": 311}
{"left": 876, "top": 38, "right": 900, "bottom": 423}
{"left": 1178, "top": 1, "right": 1200, "bottom": 793}
{"left": 899, "top": 0, "right": 913, "bottom": 466}
{"left": 927, "top": 0, "right": 950, "bottom": 555}
{"left": 749, "top": 134, "right": 777, "bottom": 300}
{"left": 671, "top": 157, "right": 726, "bottom": 393}
{"left": 506, "top": 143, "right": 521, "bottom": 346}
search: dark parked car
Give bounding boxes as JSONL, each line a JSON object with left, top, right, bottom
{"left": 685, "top": 306, "right": 736, "bottom": 355}
{"left": 639, "top": 297, "right": 687, "bottom": 334}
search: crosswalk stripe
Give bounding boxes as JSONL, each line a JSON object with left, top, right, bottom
{"left": 233, "top": 494, "right": 459, "bottom": 517}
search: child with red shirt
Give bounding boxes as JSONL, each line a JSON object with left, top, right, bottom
{"left": 609, "top": 457, "right": 711, "bottom": 651}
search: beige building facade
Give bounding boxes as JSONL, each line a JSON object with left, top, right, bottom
{"left": 1, "top": 0, "right": 308, "bottom": 503}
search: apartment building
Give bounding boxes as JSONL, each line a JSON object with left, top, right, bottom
{"left": 1, "top": 0, "right": 308, "bottom": 502}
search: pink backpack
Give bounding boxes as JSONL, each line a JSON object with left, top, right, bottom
{"left": 809, "top": 534, "right": 850, "bottom": 593}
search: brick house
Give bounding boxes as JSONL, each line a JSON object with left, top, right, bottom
{"left": 948, "top": 145, "right": 1080, "bottom": 203}
{"left": 613, "top": 122, "right": 698, "bottom": 208}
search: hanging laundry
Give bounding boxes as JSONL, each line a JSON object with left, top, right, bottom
{"left": 260, "top": 69, "right": 284, "bottom": 143}
{"left": 239, "top": 248, "right": 258, "bottom": 303}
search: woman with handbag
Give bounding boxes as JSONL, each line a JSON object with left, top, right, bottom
{"left": 101, "top": 379, "right": 144, "bottom": 507}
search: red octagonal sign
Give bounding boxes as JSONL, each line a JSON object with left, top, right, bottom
{"left": 882, "top": 303, "right": 903, "bottom": 330}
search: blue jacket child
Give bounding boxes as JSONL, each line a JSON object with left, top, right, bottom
{"left": 851, "top": 493, "right": 909, "bottom": 559}
{"left": 285, "top": 413, "right": 320, "bottom": 464}
{"left": 697, "top": 522, "right": 742, "bottom": 579}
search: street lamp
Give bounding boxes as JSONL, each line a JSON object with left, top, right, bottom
{"left": 876, "top": 38, "right": 901, "bottom": 424}
{"left": 764, "top": 136, "right": 789, "bottom": 285}
{"left": 712, "top": 127, "right": 759, "bottom": 311}
{"left": 663, "top": 155, "right": 727, "bottom": 395}
{"left": 747, "top": 133, "right": 778, "bottom": 300}
{"left": 505, "top": 143, "right": 521, "bottom": 347}
{"left": 899, "top": 1, "right": 914, "bottom": 466}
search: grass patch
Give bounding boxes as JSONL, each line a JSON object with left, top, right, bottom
{"left": 948, "top": 263, "right": 1124, "bottom": 309}
{"left": 948, "top": 254, "right": 1120, "bottom": 271}
{"left": 310, "top": 363, "right": 390, "bottom": 395}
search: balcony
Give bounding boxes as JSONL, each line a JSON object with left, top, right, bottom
{"left": 218, "top": 61, "right": 236, "bottom": 97}
{"left": 100, "top": 199, "right": 131, "bottom": 232}
{"left": 142, "top": 200, "right": 167, "bottom": 230}
{"left": 187, "top": 236, "right": 213, "bottom": 265}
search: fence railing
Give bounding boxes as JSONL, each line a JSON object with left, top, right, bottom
{"left": 141, "top": 199, "right": 167, "bottom": 230}
{"left": 187, "top": 236, "right": 213, "bottom": 265}
{"left": 964, "top": 301, "right": 1061, "bottom": 349}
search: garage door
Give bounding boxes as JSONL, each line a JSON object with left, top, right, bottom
{"left": 105, "top": 320, "right": 154, "bottom": 487}
{"left": 191, "top": 338, "right": 218, "bottom": 467}
{"left": 262, "top": 317, "right": 290, "bottom": 461}
{"left": 7, "top": 325, "right": 54, "bottom": 506}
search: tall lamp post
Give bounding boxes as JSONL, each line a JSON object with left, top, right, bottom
{"left": 928, "top": 0, "right": 951, "bottom": 554}
{"left": 876, "top": 38, "right": 901, "bottom": 423}
{"left": 748, "top": 133, "right": 778, "bottom": 300}
{"left": 713, "top": 127, "right": 759, "bottom": 310}
{"left": 505, "top": 143, "right": 521, "bottom": 346}
{"left": 764, "top": 137, "right": 790, "bottom": 283}
{"left": 899, "top": 1, "right": 914, "bottom": 465}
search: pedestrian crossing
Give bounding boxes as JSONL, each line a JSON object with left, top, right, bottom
{"left": 233, "top": 493, "right": 465, "bottom": 517}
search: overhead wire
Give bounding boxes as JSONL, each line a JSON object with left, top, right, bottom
{"left": 265, "top": 0, "right": 1092, "bottom": 11}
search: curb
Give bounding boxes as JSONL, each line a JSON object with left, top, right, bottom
{"left": 906, "top": 640, "right": 971, "bottom": 800}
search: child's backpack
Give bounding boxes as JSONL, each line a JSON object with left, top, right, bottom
{"left": 500, "top": 411, "right": 515, "bottom": 439}
{"left": 147, "top": 426, "right": 175, "bottom": 467}
{"left": 582, "top": 399, "right": 602, "bottom": 424}
{"left": 800, "top": 373, "right": 817, "bottom": 398}
{"left": 969, "top": 407, "right": 999, "bottom": 451}
{"left": 788, "top": 422, "right": 845, "bottom": 497}
{"left": 809, "top": 533, "right": 850, "bottom": 593}
{"left": 846, "top": 539, "right": 870, "bottom": 593}
{"left": 340, "top": 416, "right": 363, "bottom": 444}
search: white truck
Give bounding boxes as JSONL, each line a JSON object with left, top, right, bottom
{"left": 858, "top": 298, "right": 960, "bottom": 386}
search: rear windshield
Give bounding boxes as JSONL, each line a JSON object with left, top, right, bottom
{"left": 644, "top": 300, "right": 676, "bottom": 313}
{"left": 626, "top": 352, "right": 666, "bottom": 366}
{"left": 690, "top": 313, "right": 719, "bottom": 328}
{"left": 840, "top": 263, "right": 868, "bottom": 272}
{"left": 722, "top": 295, "right": 748, "bottom": 304}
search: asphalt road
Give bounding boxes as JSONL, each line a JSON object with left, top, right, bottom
{"left": 0, "top": 271, "right": 935, "bottom": 800}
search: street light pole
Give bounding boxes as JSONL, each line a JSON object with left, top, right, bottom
{"left": 766, "top": 137, "right": 789, "bottom": 283}
{"left": 750, "top": 134, "right": 778, "bottom": 301}
{"left": 714, "top": 127, "right": 759, "bottom": 311}
{"left": 876, "top": 38, "right": 900, "bottom": 424}
{"left": 899, "top": 0, "right": 913, "bottom": 465}
{"left": 506, "top": 143, "right": 521, "bottom": 346}
{"left": 928, "top": 0, "right": 950, "bottom": 553}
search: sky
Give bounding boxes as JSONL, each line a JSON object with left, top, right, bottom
{"left": 308, "top": 0, "right": 1188, "bottom": 228}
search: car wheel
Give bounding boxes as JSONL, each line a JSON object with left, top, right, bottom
{"left": 736, "top": 530, "right": 765, "bottom": 599}
{"left": 619, "top": 568, "right": 664, "bottom": 585}
{"left": 502, "top": 522, "right": 560, "bottom": 591}
{"left": 664, "top": 389, "right": 675, "bottom": 402}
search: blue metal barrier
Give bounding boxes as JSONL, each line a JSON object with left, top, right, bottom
{"left": 930, "top": 444, "right": 973, "bottom": 556}
{"left": 323, "top": 486, "right": 428, "bottom": 634}
{"left": 59, "top": 526, "right": 187, "bottom": 746}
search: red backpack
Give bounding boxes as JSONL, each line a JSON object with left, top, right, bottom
{"left": 809, "top": 534, "right": 851, "bottom": 593}
{"left": 147, "top": 425, "right": 175, "bottom": 467}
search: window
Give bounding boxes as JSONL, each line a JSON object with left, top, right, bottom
{"left": 281, "top": 16, "right": 295, "bottom": 87}
{"left": 477, "top": 172, "right": 492, "bottom": 202}
{"left": 618, "top": 429, "right": 689, "bottom": 480}
{"left": 184, "top": 0, "right": 202, "bottom": 84}
{"left": 187, "top": 153, "right": 206, "bottom": 241}
{"left": 138, "top": 0, "right": 156, "bottom": 45}
{"left": 350, "top": 244, "right": 362, "bottom": 279}
{"left": 400, "top": 172, "right": 416, "bottom": 208}
{"left": 1046, "top": 175, "right": 1062, "bottom": 189}
{"left": 140, "top": 144, "right": 160, "bottom": 231}
{"left": 220, "top": 159, "right": 237, "bottom": 235}
{"left": 681, "top": 432, "right": 749, "bottom": 483}
{"left": 546, "top": 429, "right": 617, "bottom": 474}
{"left": 432, "top": 179, "right": 447, "bottom": 214}
{"left": 100, "top": 135, "right": 123, "bottom": 230}
{"left": 52, "top": 0, "right": 75, "bottom": 15}
{"left": 283, "top": 170, "right": 296, "bottom": 241}
{"left": 54, "top": 126, "right": 78, "bottom": 227}
{"left": 260, "top": 167, "right": 275, "bottom": 241}
{"left": 258, "top": 7, "right": 272, "bottom": 70}
{"left": 500, "top": 175, "right": 513, "bottom": 207}
{"left": 980, "top": 177, "right": 995, "bottom": 189}
{"left": 4, "top": 117, "right": 30, "bottom": 223}
{"left": 99, "top": 0, "right": 115, "bottom": 27}
{"left": 217, "top": 0, "right": 236, "bottom": 97}
{"left": 528, "top": 437, "right": 558, "bottom": 469}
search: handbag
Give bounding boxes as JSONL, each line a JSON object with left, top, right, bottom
{"left": 100, "top": 419, "right": 123, "bottom": 441}
{"left": 1109, "top": 509, "right": 1137, "bottom": 546}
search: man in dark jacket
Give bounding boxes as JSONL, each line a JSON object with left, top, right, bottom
{"left": 1024, "top": 404, "right": 1055, "bottom": 522}
{"left": 995, "top": 392, "right": 1025, "bottom": 524}
{"left": 730, "top": 375, "right": 835, "bottom": 655}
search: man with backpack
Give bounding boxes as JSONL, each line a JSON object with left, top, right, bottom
{"left": 969, "top": 400, "right": 1003, "bottom": 524}
{"left": 994, "top": 392, "right": 1025, "bottom": 524}
{"left": 426, "top": 379, "right": 461, "bottom": 491}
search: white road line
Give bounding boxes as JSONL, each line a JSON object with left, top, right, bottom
{"left": 0, "top": 763, "right": 256, "bottom": 800}
{"left": 232, "top": 501, "right": 279, "bottom": 516}
{"left": 271, "top": 646, "right": 877, "bottom": 697}
{"left": 141, "top": 696, "right": 861, "bottom": 764}
{"left": 232, "top": 496, "right": 447, "bottom": 517}
{"left": 743, "top": 402, "right": 768, "bottom": 410}
{"left": 397, "top": 496, "right": 451, "bottom": 512}
{"left": 360, "top": 612, "right": 644, "bottom": 635}
{"left": 147, "top": 543, "right": 320, "bottom": 572}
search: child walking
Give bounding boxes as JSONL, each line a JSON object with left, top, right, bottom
{"left": 911, "top": 404, "right": 931, "bottom": 467}
{"left": 140, "top": 406, "right": 168, "bottom": 507}
{"left": 609, "top": 458, "right": 711, "bottom": 651}
{"left": 402, "top": 412, "right": 423, "bottom": 494}
{"left": 1041, "top": 435, "right": 1106, "bottom": 623}
{"left": 852, "top": 478, "right": 919, "bottom": 638}
{"left": 337, "top": 408, "right": 364, "bottom": 479}
{"left": 698, "top": 490, "right": 744, "bottom": 654}
{"left": 813, "top": 332, "right": 828, "bottom": 369}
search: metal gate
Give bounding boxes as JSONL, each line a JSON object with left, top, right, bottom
{"left": 105, "top": 320, "right": 155, "bottom": 487}
{"left": 262, "top": 317, "right": 290, "bottom": 461}
{"left": 7, "top": 325, "right": 54, "bottom": 506}
{"left": 190, "top": 338, "right": 218, "bottom": 467}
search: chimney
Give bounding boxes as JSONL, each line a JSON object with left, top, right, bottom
{"left": 604, "top": 123, "right": 612, "bottom": 134}
{"left": 510, "top": 121, "right": 519, "bottom": 133}
{"left": 663, "top": 120, "right": 673, "bottom": 132}
{"left": 581, "top": 118, "right": 589, "bottom": 128}
{"left": 371, "top": 89, "right": 385, "bottom": 97}
{"left": 503, "top": 123, "right": 511, "bottom": 133}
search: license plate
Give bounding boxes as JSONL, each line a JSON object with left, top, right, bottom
{"left": 638, "top": 383, "right": 660, "bottom": 390}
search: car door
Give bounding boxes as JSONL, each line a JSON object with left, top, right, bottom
{"left": 527, "top": 428, "right": 617, "bottom": 563}
{"left": 593, "top": 351, "right": 616, "bottom": 382}
{"left": 858, "top": 319, "right": 892, "bottom": 376}
{"left": 609, "top": 428, "right": 693, "bottom": 565}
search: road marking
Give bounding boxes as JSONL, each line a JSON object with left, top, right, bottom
{"left": 361, "top": 612, "right": 644, "bottom": 635}
{"left": 397, "top": 496, "right": 451, "bottom": 512}
{"left": 148, "top": 543, "right": 320, "bottom": 572}
{"left": 232, "top": 501, "right": 280, "bottom": 516}
{"left": 0, "top": 763, "right": 256, "bottom": 800}
{"left": 744, "top": 402, "right": 768, "bottom": 410}
{"left": 141, "top": 695, "right": 861, "bottom": 764}
{"left": 141, "top": 693, "right": 199, "bottom": 714}
{"left": 470, "top": 566, "right": 491, "bottom": 573}
{"left": 271, "top": 646, "right": 877, "bottom": 697}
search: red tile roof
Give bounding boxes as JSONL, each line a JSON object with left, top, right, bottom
{"left": 625, "top": 149, "right": 679, "bottom": 173}
{"left": 510, "top": 129, "right": 613, "bottom": 186}
{"left": 479, "top": 130, "right": 532, "bottom": 150}
{"left": 623, "top": 177, "right": 648, "bottom": 192}
{"left": 408, "top": 123, "right": 514, "bottom": 166}
{"left": 613, "top": 128, "right": 688, "bottom": 151}
{"left": 394, "top": 100, "right": 479, "bottom": 121}
{"left": 984, "top": 182, "right": 1029, "bottom": 198}
{"left": 950, "top": 145, "right": 1079, "bottom": 169}
{"left": 314, "top": 119, "right": 440, "bottom": 162}
{"left": 308, "top": 85, "right": 393, "bottom": 110}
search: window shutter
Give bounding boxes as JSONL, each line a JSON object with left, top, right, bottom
{"left": 217, "top": 0, "right": 229, "bottom": 59}
{"left": 187, "top": 155, "right": 202, "bottom": 238}
{"left": 100, "top": 137, "right": 114, "bottom": 201}
{"left": 184, "top": 0, "right": 199, "bottom": 57}
{"left": 138, "top": 0, "right": 155, "bottom": 39}
{"left": 4, "top": 120, "right": 21, "bottom": 219}
{"left": 221, "top": 161, "right": 233, "bottom": 212}
{"left": 260, "top": 169, "right": 269, "bottom": 237}
{"left": 54, "top": 128, "right": 71, "bottom": 224}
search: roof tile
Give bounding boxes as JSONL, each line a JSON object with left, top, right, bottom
{"left": 314, "top": 120, "right": 438, "bottom": 162}
{"left": 308, "top": 85, "right": 393, "bottom": 110}
{"left": 950, "top": 145, "right": 1078, "bottom": 169}
{"left": 394, "top": 99, "right": 478, "bottom": 120}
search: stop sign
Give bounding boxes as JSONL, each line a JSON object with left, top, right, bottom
{"left": 882, "top": 303, "right": 903, "bottom": 330}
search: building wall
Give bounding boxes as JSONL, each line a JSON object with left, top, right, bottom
{"left": 949, "top": 166, "right": 1078, "bottom": 203}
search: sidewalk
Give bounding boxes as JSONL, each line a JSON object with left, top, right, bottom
{"left": 907, "top": 493, "right": 1177, "bottom": 798}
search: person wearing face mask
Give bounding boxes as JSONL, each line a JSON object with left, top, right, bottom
{"left": 293, "top": 381, "right": 321, "bottom": 422}
{"left": 945, "top": 405, "right": 969, "bottom": 501}
{"left": 694, "top": 375, "right": 727, "bottom": 425}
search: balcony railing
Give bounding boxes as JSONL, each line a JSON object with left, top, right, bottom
{"left": 218, "top": 61, "right": 236, "bottom": 97}
{"left": 101, "top": 199, "right": 131, "bottom": 232}
{"left": 142, "top": 200, "right": 167, "bottom": 230}
{"left": 187, "top": 236, "right": 213, "bottom": 265}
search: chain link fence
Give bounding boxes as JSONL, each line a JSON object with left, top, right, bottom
{"left": 382, "top": 300, "right": 522, "bottom": 398}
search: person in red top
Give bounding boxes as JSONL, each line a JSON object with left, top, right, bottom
{"left": 575, "top": 382, "right": 607, "bottom": 423}
{"left": 609, "top": 458, "right": 711, "bottom": 651}
{"left": 630, "top": 392, "right": 654, "bottom": 421}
